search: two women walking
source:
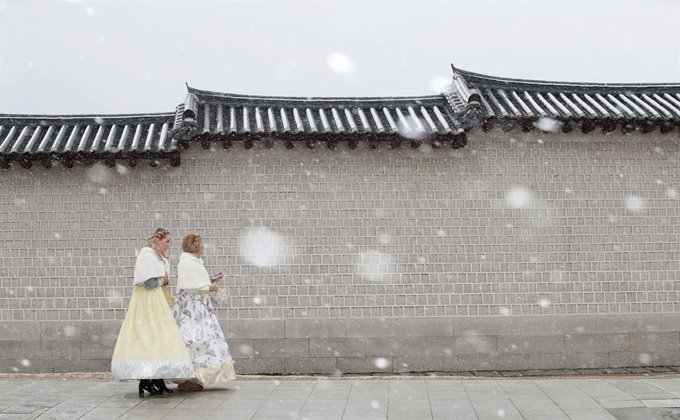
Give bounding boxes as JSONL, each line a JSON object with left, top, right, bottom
{"left": 111, "top": 228, "right": 235, "bottom": 396}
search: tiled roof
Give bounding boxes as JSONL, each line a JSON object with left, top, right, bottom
{"left": 0, "top": 113, "right": 177, "bottom": 168}
{"left": 172, "top": 86, "right": 467, "bottom": 150}
{"left": 452, "top": 66, "right": 680, "bottom": 133}
{"left": 1, "top": 64, "right": 679, "bottom": 169}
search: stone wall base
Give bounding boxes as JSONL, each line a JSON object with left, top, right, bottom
{"left": 2, "top": 314, "right": 678, "bottom": 374}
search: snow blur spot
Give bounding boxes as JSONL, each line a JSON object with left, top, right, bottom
{"left": 253, "top": 297, "right": 262, "bottom": 305}
{"left": 63, "top": 325, "right": 77, "bottom": 337}
{"left": 204, "top": 192, "right": 215, "bottom": 201}
{"left": 273, "top": 380, "right": 281, "bottom": 386}
{"left": 436, "top": 229, "right": 446, "bottom": 236}
{"left": 11, "top": 367, "right": 18, "bottom": 372}
{"left": 154, "top": 212, "right": 162, "bottom": 219}
{"left": 500, "top": 307, "right": 511, "bottom": 316}
{"left": 20, "top": 359, "right": 31, "bottom": 367}
{"left": 26, "top": 286, "right": 34, "bottom": 292}
{"left": 357, "top": 250, "right": 393, "bottom": 282}
{"left": 653, "top": 147, "right": 663, "bottom": 153}
{"left": 107, "top": 289, "right": 123, "bottom": 306}
{"left": 54, "top": 232, "right": 61, "bottom": 239}
{"left": 539, "top": 299, "right": 550, "bottom": 308}
{"left": 94, "top": 117, "right": 104, "bottom": 124}
{"left": 444, "top": 348, "right": 453, "bottom": 355}
{"left": 327, "top": 52, "right": 355, "bottom": 74}
{"left": 625, "top": 195, "right": 646, "bottom": 212}
{"left": 505, "top": 187, "right": 532, "bottom": 208}
{"left": 417, "top": 256, "right": 426, "bottom": 264}
{"left": 238, "top": 228, "right": 290, "bottom": 267}
{"left": 565, "top": 188, "right": 573, "bottom": 194}
{"left": 497, "top": 409, "right": 506, "bottom": 417}
{"left": 99, "top": 187, "right": 107, "bottom": 194}
{"left": 374, "top": 357, "right": 390, "bottom": 370}
{"left": 429, "top": 76, "right": 451, "bottom": 94}
{"left": 86, "top": 163, "right": 112, "bottom": 184}
{"left": 86, "top": 6, "right": 96, "bottom": 15}
{"left": 639, "top": 353, "right": 651, "bottom": 364}
{"left": 399, "top": 115, "right": 428, "bottom": 140}
{"left": 239, "top": 345, "right": 252, "bottom": 355}
{"left": 666, "top": 189, "right": 677, "bottom": 199}
{"left": 534, "top": 117, "right": 562, "bottom": 133}
{"left": 371, "top": 401, "right": 380, "bottom": 409}
{"left": 115, "top": 163, "right": 128, "bottom": 175}
{"left": 379, "top": 235, "right": 391, "bottom": 245}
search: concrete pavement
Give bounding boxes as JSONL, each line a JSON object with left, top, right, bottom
{"left": 2, "top": 373, "right": 680, "bottom": 419}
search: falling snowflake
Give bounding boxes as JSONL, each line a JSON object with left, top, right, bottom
{"left": 327, "top": 52, "right": 355, "bottom": 74}
{"left": 86, "top": 163, "right": 111, "bottom": 184}
{"left": 115, "top": 163, "right": 128, "bottom": 175}
{"left": 625, "top": 195, "right": 646, "bottom": 211}
{"left": 238, "top": 228, "right": 289, "bottom": 267}
{"left": 505, "top": 188, "right": 532, "bottom": 208}
{"left": 534, "top": 117, "right": 562, "bottom": 133}
{"left": 374, "top": 357, "right": 390, "bottom": 370}
{"left": 63, "top": 325, "right": 77, "bottom": 337}
{"left": 429, "top": 76, "right": 451, "bottom": 94}
{"left": 357, "top": 251, "right": 393, "bottom": 282}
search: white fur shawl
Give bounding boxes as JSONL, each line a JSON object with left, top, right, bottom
{"left": 133, "top": 247, "right": 169, "bottom": 286}
{"left": 176, "top": 252, "right": 211, "bottom": 291}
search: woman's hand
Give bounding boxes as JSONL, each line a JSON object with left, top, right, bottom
{"left": 162, "top": 272, "right": 170, "bottom": 287}
{"left": 211, "top": 271, "right": 224, "bottom": 283}
{"left": 209, "top": 284, "right": 220, "bottom": 292}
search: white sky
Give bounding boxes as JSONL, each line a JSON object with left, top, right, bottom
{"left": 1, "top": 0, "right": 679, "bottom": 115}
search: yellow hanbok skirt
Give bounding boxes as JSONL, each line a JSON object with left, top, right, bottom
{"left": 111, "top": 285, "right": 194, "bottom": 381}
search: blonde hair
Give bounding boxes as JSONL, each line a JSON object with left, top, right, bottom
{"left": 182, "top": 233, "right": 203, "bottom": 255}
{"left": 145, "top": 228, "right": 170, "bottom": 261}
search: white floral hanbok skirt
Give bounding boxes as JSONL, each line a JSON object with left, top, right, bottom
{"left": 171, "top": 291, "right": 236, "bottom": 386}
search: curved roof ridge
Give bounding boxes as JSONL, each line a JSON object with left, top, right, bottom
{"left": 452, "top": 66, "right": 680, "bottom": 89}
{"left": 186, "top": 85, "right": 445, "bottom": 103}
{"left": 0, "top": 112, "right": 175, "bottom": 122}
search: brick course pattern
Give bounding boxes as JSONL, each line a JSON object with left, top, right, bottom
{"left": 0, "top": 130, "right": 678, "bottom": 373}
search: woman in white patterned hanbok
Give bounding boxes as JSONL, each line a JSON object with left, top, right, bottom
{"left": 172, "top": 233, "right": 236, "bottom": 390}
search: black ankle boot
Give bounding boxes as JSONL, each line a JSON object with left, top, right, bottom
{"left": 152, "top": 379, "right": 173, "bottom": 394}
{"left": 139, "top": 379, "right": 160, "bottom": 398}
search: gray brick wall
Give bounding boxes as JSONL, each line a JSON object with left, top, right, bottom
{"left": 0, "top": 130, "right": 678, "bottom": 373}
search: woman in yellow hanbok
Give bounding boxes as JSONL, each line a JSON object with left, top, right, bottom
{"left": 111, "top": 228, "right": 194, "bottom": 397}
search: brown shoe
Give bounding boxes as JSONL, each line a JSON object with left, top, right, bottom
{"left": 177, "top": 381, "right": 204, "bottom": 391}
